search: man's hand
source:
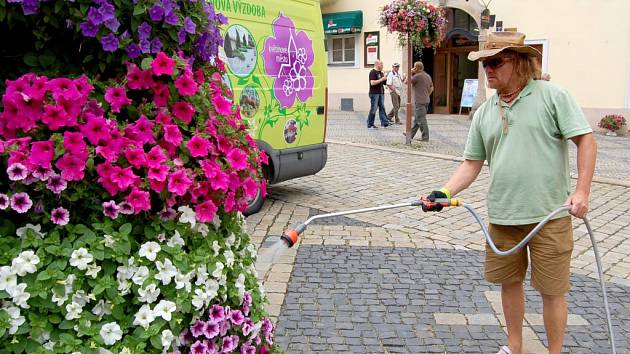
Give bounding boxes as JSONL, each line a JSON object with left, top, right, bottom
{"left": 564, "top": 190, "right": 589, "bottom": 218}
{"left": 422, "top": 190, "right": 448, "bottom": 212}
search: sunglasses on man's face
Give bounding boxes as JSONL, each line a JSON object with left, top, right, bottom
{"left": 482, "top": 57, "right": 511, "bottom": 69}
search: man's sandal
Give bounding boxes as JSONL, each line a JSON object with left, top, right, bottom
{"left": 496, "top": 346, "right": 512, "bottom": 354}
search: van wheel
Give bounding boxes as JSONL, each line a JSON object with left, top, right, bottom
{"left": 243, "top": 185, "right": 265, "bottom": 216}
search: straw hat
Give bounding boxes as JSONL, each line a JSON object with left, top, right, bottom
{"left": 468, "top": 31, "right": 541, "bottom": 61}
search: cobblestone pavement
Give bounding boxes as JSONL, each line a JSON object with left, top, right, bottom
{"left": 246, "top": 115, "right": 630, "bottom": 353}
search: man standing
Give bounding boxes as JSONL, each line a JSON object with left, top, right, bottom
{"left": 422, "top": 32, "right": 597, "bottom": 354}
{"left": 408, "top": 61, "right": 433, "bottom": 141}
{"left": 367, "top": 59, "right": 390, "bottom": 129}
{"left": 386, "top": 62, "right": 404, "bottom": 125}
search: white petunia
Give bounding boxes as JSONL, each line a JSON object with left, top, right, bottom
{"left": 193, "top": 223, "right": 209, "bottom": 237}
{"left": 5, "top": 306, "right": 25, "bottom": 334}
{"left": 16, "top": 224, "right": 45, "bottom": 238}
{"left": 177, "top": 206, "right": 196, "bottom": 228}
{"left": 204, "top": 279, "right": 219, "bottom": 300}
{"left": 86, "top": 263, "right": 101, "bottom": 278}
{"left": 72, "top": 290, "right": 91, "bottom": 307}
{"left": 155, "top": 259, "right": 177, "bottom": 285}
{"left": 0, "top": 266, "right": 17, "bottom": 292}
{"left": 225, "top": 232, "right": 235, "bottom": 247}
{"left": 117, "top": 279, "right": 131, "bottom": 295}
{"left": 11, "top": 250, "right": 40, "bottom": 276}
{"left": 191, "top": 288, "right": 208, "bottom": 310}
{"left": 247, "top": 243, "right": 257, "bottom": 258}
{"left": 119, "top": 348, "right": 132, "bottom": 354}
{"left": 212, "top": 262, "right": 224, "bottom": 279}
{"left": 224, "top": 250, "right": 234, "bottom": 268}
{"left": 103, "top": 234, "right": 115, "bottom": 248}
{"left": 65, "top": 302, "right": 83, "bottom": 320}
{"left": 99, "top": 322, "right": 123, "bottom": 345}
{"left": 211, "top": 214, "right": 222, "bottom": 229}
{"left": 161, "top": 329, "right": 175, "bottom": 349}
{"left": 167, "top": 231, "right": 185, "bottom": 248}
{"left": 70, "top": 248, "right": 93, "bottom": 271}
{"left": 174, "top": 271, "right": 192, "bottom": 292}
{"left": 132, "top": 266, "right": 150, "bottom": 286}
{"left": 138, "top": 242, "right": 161, "bottom": 261}
{"left": 153, "top": 300, "right": 176, "bottom": 321}
{"left": 212, "top": 241, "right": 221, "bottom": 256}
{"left": 92, "top": 300, "right": 112, "bottom": 318}
{"left": 138, "top": 284, "right": 160, "bottom": 303}
{"left": 8, "top": 283, "right": 30, "bottom": 309}
{"left": 133, "top": 304, "right": 155, "bottom": 329}
{"left": 195, "top": 265, "right": 208, "bottom": 286}
{"left": 235, "top": 273, "right": 245, "bottom": 292}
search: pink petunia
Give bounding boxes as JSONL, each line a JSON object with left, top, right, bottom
{"left": 153, "top": 82, "right": 171, "bottom": 108}
{"left": 110, "top": 166, "right": 136, "bottom": 190}
{"left": 10, "top": 192, "right": 32, "bottom": 213}
{"left": 241, "top": 177, "right": 258, "bottom": 199}
{"left": 242, "top": 319, "right": 254, "bottom": 337}
{"left": 126, "top": 65, "right": 155, "bottom": 90}
{"left": 221, "top": 335, "right": 239, "bottom": 353}
{"left": 7, "top": 163, "right": 28, "bottom": 181}
{"left": 151, "top": 52, "right": 175, "bottom": 76}
{"left": 148, "top": 164, "right": 169, "bottom": 182}
{"left": 186, "top": 135, "right": 211, "bottom": 157}
{"left": 126, "top": 188, "right": 151, "bottom": 214}
{"left": 174, "top": 74, "right": 198, "bottom": 96}
{"left": 63, "top": 131, "right": 88, "bottom": 155}
{"left": 46, "top": 174, "right": 67, "bottom": 194}
{"left": 41, "top": 104, "right": 70, "bottom": 131}
{"left": 212, "top": 94, "right": 232, "bottom": 116}
{"left": 195, "top": 200, "right": 218, "bottom": 222}
{"left": 124, "top": 147, "right": 147, "bottom": 169}
{"left": 32, "top": 165, "right": 53, "bottom": 181}
{"left": 209, "top": 169, "right": 229, "bottom": 192}
{"left": 55, "top": 154, "right": 86, "bottom": 181}
{"left": 225, "top": 148, "right": 248, "bottom": 171}
{"left": 124, "top": 115, "right": 156, "bottom": 145}
{"left": 56, "top": 96, "right": 82, "bottom": 126}
{"left": 104, "top": 87, "right": 132, "bottom": 113}
{"left": 163, "top": 124, "right": 182, "bottom": 146}
{"left": 155, "top": 111, "right": 172, "bottom": 125}
{"left": 146, "top": 146, "right": 167, "bottom": 168}
{"left": 73, "top": 75, "right": 94, "bottom": 100}
{"left": 172, "top": 101, "right": 195, "bottom": 124}
{"left": 46, "top": 78, "right": 80, "bottom": 101}
{"left": 0, "top": 194, "right": 9, "bottom": 210}
{"left": 80, "top": 114, "right": 110, "bottom": 145}
{"left": 50, "top": 207, "right": 70, "bottom": 225}
{"left": 102, "top": 200, "right": 120, "bottom": 219}
{"left": 190, "top": 320, "right": 206, "bottom": 337}
{"left": 29, "top": 140, "right": 55, "bottom": 166}
{"left": 167, "top": 169, "right": 192, "bottom": 196}
{"left": 229, "top": 309, "right": 244, "bottom": 326}
{"left": 193, "top": 69, "right": 205, "bottom": 84}
{"left": 149, "top": 178, "right": 166, "bottom": 193}
{"left": 118, "top": 202, "right": 134, "bottom": 215}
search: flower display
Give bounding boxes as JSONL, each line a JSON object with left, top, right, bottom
{"left": 378, "top": 0, "right": 447, "bottom": 48}
{"left": 598, "top": 114, "right": 626, "bottom": 132}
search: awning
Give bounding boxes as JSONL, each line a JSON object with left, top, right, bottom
{"left": 322, "top": 11, "right": 363, "bottom": 35}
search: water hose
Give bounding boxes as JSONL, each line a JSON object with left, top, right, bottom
{"left": 280, "top": 197, "right": 617, "bottom": 354}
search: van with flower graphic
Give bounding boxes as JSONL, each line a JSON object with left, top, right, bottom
{"left": 215, "top": 0, "right": 328, "bottom": 214}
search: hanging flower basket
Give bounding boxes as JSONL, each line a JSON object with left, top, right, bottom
{"left": 379, "top": 0, "right": 448, "bottom": 48}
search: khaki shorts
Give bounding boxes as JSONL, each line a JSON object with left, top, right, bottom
{"left": 484, "top": 216, "right": 573, "bottom": 295}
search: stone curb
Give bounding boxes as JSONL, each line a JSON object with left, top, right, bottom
{"left": 327, "top": 139, "right": 630, "bottom": 188}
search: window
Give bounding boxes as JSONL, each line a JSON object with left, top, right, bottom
{"left": 328, "top": 35, "right": 356, "bottom": 65}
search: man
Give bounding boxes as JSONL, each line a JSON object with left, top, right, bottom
{"left": 367, "top": 59, "right": 390, "bottom": 129}
{"left": 423, "top": 32, "right": 597, "bottom": 354}
{"left": 386, "top": 62, "right": 404, "bottom": 125}
{"left": 405, "top": 61, "right": 433, "bottom": 141}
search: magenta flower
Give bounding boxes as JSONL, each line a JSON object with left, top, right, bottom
{"left": 148, "top": 164, "right": 169, "bottom": 182}
{"left": 163, "top": 124, "right": 183, "bottom": 146}
{"left": 152, "top": 52, "right": 175, "bottom": 76}
{"left": 146, "top": 146, "right": 167, "bottom": 168}
{"left": 226, "top": 148, "right": 248, "bottom": 171}
{"left": 187, "top": 135, "right": 211, "bottom": 157}
{"left": 51, "top": 207, "right": 70, "bottom": 225}
{"left": 81, "top": 114, "right": 110, "bottom": 145}
{"left": 190, "top": 320, "right": 206, "bottom": 337}
{"left": 190, "top": 340, "right": 208, "bottom": 354}
{"left": 242, "top": 319, "right": 254, "bottom": 337}
{"left": 46, "top": 78, "right": 81, "bottom": 101}
{"left": 265, "top": 332, "right": 274, "bottom": 346}
{"left": 55, "top": 154, "right": 85, "bottom": 181}
{"left": 153, "top": 82, "right": 170, "bottom": 107}
{"left": 167, "top": 170, "right": 193, "bottom": 196}
{"left": 262, "top": 318, "right": 273, "bottom": 335}
{"left": 30, "top": 141, "right": 55, "bottom": 166}
{"left": 195, "top": 200, "right": 217, "bottom": 223}
{"left": 175, "top": 74, "right": 199, "bottom": 96}
{"left": 10, "top": 192, "right": 32, "bottom": 213}
{"left": 209, "top": 304, "right": 225, "bottom": 323}
{"left": 211, "top": 94, "right": 232, "bottom": 116}
{"left": 32, "top": 165, "right": 53, "bottom": 181}
{"left": 125, "top": 147, "right": 147, "bottom": 169}
{"left": 240, "top": 343, "right": 255, "bottom": 354}
{"left": 221, "top": 335, "right": 239, "bottom": 353}
{"left": 126, "top": 65, "right": 155, "bottom": 90}
{"left": 203, "top": 321, "right": 220, "bottom": 339}
{"left": 102, "top": 200, "right": 120, "bottom": 219}
{"left": 241, "top": 177, "right": 258, "bottom": 199}
{"left": 209, "top": 170, "right": 229, "bottom": 192}
{"left": 63, "top": 132, "right": 88, "bottom": 155}
{"left": 0, "top": 194, "right": 9, "bottom": 210}
{"left": 46, "top": 174, "right": 67, "bottom": 194}
{"left": 126, "top": 188, "right": 151, "bottom": 214}
{"left": 172, "top": 101, "right": 195, "bottom": 124}
{"left": 118, "top": 202, "right": 134, "bottom": 215}
{"left": 158, "top": 208, "right": 176, "bottom": 220}
{"left": 125, "top": 115, "right": 156, "bottom": 145}
{"left": 7, "top": 163, "right": 28, "bottom": 181}
{"left": 229, "top": 309, "right": 244, "bottom": 326}
{"left": 104, "top": 87, "right": 132, "bottom": 113}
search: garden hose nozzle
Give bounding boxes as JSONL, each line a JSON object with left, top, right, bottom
{"left": 420, "top": 195, "right": 462, "bottom": 209}
{"left": 281, "top": 223, "right": 306, "bottom": 248}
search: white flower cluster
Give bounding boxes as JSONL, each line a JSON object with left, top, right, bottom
{"left": 69, "top": 248, "right": 100, "bottom": 278}
{"left": 1, "top": 250, "right": 41, "bottom": 310}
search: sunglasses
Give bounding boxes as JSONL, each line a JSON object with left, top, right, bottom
{"left": 482, "top": 57, "right": 511, "bottom": 69}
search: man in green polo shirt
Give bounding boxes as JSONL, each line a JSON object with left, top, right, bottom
{"left": 423, "top": 32, "right": 597, "bottom": 354}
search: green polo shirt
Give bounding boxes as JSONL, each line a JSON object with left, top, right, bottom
{"left": 464, "top": 79, "right": 592, "bottom": 225}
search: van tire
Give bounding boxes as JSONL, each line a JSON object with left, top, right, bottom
{"left": 243, "top": 184, "right": 265, "bottom": 216}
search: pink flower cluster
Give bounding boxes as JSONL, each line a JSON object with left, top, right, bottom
{"left": 378, "top": 0, "right": 447, "bottom": 48}
{"left": 0, "top": 52, "right": 267, "bottom": 225}
{"left": 173, "top": 294, "right": 274, "bottom": 354}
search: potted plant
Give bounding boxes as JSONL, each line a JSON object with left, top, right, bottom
{"left": 378, "top": 0, "right": 448, "bottom": 48}
{"left": 598, "top": 114, "right": 627, "bottom": 136}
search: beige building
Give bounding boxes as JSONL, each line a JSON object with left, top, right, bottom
{"left": 319, "top": 0, "right": 630, "bottom": 127}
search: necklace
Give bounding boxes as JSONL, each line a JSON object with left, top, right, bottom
{"left": 499, "top": 86, "right": 522, "bottom": 103}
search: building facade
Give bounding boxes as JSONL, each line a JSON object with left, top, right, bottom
{"left": 320, "top": 0, "right": 630, "bottom": 127}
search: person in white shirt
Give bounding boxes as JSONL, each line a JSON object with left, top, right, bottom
{"left": 386, "top": 63, "right": 404, "bottom": 124}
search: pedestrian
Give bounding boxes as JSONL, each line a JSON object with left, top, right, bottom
{"left": 422, "top": 32, "right": 597, "bottom": 354}
{"left": 367, "top": 59, "right": 390, "bottom": 129}
{"left": 386, "top": 62, "right": 404, "bottom": 125}
{"left": 405, "top": 61, "right": 433, "bottom": 141}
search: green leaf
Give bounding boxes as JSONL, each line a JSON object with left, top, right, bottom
{"left": 36, "top": 271, "right": 51, "bottom": 281}
{"left": 132, "top": 5, "right": 145, "bottom": 15}
{"left": 24, "top": 53, "right": 39, "bottom": 67}
{"left": 119, "top": 223, "right": 132, "bottom": 236}
{"left": 238, "top": 77, "right": 248, "bottom": 85}
{"left": 252, "top": 75, "right": 261, "bottom": 86}
{"left": 140, "top": 57, "right": 153, "bottom": 70}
